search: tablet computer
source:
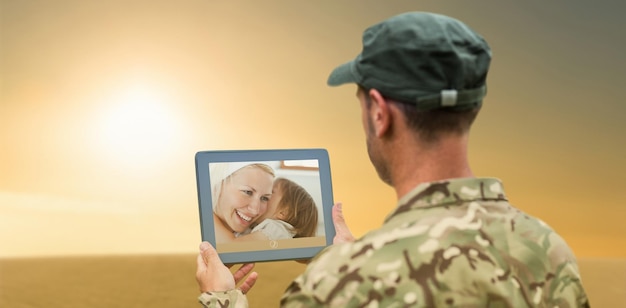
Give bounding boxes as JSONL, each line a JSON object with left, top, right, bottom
{"left": 195, "top": 149, "right": 335, "bottom": 264}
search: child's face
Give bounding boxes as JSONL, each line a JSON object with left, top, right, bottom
{"left": 260, "top": 183, "right": 284, "bottom": 221}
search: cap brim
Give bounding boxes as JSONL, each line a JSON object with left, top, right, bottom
{"left": 327, "top": 60, "right": 359, "bottom": 86}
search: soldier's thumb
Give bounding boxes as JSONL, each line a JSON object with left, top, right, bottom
{"left": 332, "top": 203, "right": 355, "bottom": 244}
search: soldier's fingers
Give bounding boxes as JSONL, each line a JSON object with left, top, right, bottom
{"left": 233, "top": 263, "right": 256, "bottom": 284}
{"left": 199, "top": 241, "right": 222, "bottom": 268}
{"left": 238, "top": 271, "right": 258, "bottom": 295}
{"left": 199, "top": 242, "right": 237, "bottom": 270}
{"left": 332, "top": 203, "right": 355, "bottom": 244}
{"left": 295, "top": 258, "right": 311, "bottom": 265}
{"left": 196, "top": 241, "right": 237, "bottom": 292}
{"left": 196, "top": 253, "right": 207, "bottom": 276}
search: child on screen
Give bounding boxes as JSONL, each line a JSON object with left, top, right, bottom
{"left": 235, "top": 177, "right": 319, "bottom": 241}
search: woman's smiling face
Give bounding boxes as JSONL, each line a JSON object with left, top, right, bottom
{"left": 215, "top": 166, "right": 274, "bottom": 233}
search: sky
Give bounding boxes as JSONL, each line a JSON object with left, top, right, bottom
{"left": 1, "top": 0, "right": 625, "bottom": 258}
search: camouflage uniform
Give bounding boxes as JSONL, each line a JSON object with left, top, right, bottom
{"left": 199, "top": 290, "right": 248, "bottom": 308}
{"left": 200, "top": 178, "right": 590, "bottom": 307}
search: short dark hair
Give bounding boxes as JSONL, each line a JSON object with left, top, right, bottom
{"left": 393, "top": 101, "right": 480, "bottom": 143}
{"left": 359, "top": 85, "right": 480, "bottom": 143}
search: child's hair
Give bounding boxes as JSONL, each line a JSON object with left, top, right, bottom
{"left": 274, "top": 178, "right": 319, "bottom": 238}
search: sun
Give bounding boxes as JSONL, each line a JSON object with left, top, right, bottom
{"left": 95, "top": 81, "right": 183, "bottom": 167}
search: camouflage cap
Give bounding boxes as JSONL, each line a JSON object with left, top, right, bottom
{"left": 328, "top": 12, "right": 492, "bottom": 111}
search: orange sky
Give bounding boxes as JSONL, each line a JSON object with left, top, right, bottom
{"left": 1, "top": 0, "right": 625, "bottom": 258}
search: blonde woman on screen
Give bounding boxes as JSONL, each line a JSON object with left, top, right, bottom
{"left": 210, "top": 162, "right": 275, "bottom": 243}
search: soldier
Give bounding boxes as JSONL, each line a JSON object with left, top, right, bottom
{"left": 196, "top": 11, "right": 590, "bottom": 307}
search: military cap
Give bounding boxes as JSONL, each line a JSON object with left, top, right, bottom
{"left": 328, "top": 12, "right": 491, "bottom": 110}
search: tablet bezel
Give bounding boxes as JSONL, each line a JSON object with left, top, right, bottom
{"left": 195, "top": 148, "right": 335, "bottom": 264}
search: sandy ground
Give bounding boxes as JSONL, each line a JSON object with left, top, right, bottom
{"left": 0, "top": 255, "right": 623, "bottom": 307}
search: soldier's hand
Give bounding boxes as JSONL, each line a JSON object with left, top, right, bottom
{"left": 294, "top": 202, "right": 355, "bottom": 265}
{"left": 332, "top": 203, "right": 355, "bottom": 244}
{"left": 196, "top": 241, "right": 258, "bottom": 294}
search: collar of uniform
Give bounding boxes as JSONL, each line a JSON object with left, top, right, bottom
{"left": 385, "top": 177, "right": 508, "bottom": 223}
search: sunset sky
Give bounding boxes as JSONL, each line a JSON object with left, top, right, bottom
{"left": 1, "top": 0, "right": 625, "bottom": 258}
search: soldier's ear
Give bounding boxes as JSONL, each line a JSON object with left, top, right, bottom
{"left": 367, "top": 89, "right": 392, "bottom": 138}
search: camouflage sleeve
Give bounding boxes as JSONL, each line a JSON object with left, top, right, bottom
{"left": 279, "top": 244, "right": 355, "bottom": 307}
{"left": 279, "top": 276, "right": 325, "bottom": 308}
{"left": 198, "top": 290, "right": 248, "bottom": 308}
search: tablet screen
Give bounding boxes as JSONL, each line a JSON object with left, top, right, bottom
{"left": 195, "top": 149, "right": 334, "bottom": 263}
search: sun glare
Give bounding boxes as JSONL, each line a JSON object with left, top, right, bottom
{"left": 96, "top": 82, "right": 183, "bottom": 167}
